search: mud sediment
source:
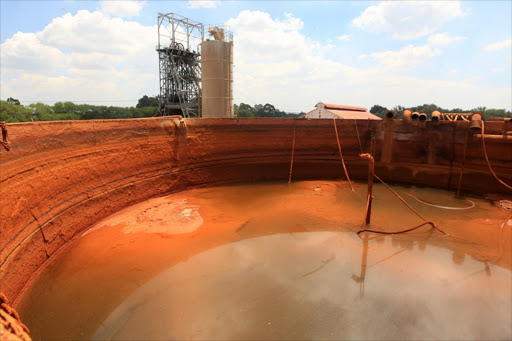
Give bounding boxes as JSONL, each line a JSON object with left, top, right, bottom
{"left": 1, "top": 117, "right": 511, "bottom": 304}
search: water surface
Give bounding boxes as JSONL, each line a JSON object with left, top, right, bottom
{"left": 16, "top": 181, "right": 512, "bottom": 340}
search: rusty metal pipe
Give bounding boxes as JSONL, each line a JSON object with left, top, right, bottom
{"left": 402, "top": 109, "right": 412, "bottom": 122}
{"left": 411, "top": 112, "right": 419, "bottom": 120}
{"left": 473, "top": 134, "right": 512, "bottom": 141}
{"left": 431, "top": 111, "right": 441, "bottom": 123}
{"left": 470, "top": 113, "right": 482, "bottom": 131}
{"left": 385, "top": 110, "right": 397, "bottom": 120}
{"left": 419, "top": 112, "right": 427, "bottom": 122}
{"left": 489, "top": 117, "right": 512, "bottom": 122}
{"left": 359, "top": 153, "right": 374, "bottom": 226}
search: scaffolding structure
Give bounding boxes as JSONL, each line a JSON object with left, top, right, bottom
{"left": 156, "top": 13, "right": 204, "bottom": 117}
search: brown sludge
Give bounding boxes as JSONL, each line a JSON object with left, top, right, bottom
{"left": 0, "top": 117, "right": 511, "bottom": 340}
{"left": 14, "top": 181, "right": 512, "bottom": 340}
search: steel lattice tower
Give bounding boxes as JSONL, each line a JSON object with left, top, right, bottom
{"left": 156, "top": 13, "right": 204, "bottom": 118}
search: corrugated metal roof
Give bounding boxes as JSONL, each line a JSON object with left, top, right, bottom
{"left": 321, "top": 103, "right": 368, "bottom": 112}
{"left": 327, "top": 109, "right": 382, "bottom": 120}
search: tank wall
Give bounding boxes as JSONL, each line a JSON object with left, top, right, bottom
{"left": 1, "top": 118, "right": 511, "bottom": 304}
{"left": 201, "top": 40, "right": 233, "bottom": 117}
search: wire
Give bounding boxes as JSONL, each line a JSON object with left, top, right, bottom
{"left": 456, "top": 128, "right": 470, "bottom": 197}
{"left": 357, "top": 221, "right": 435, "bottom": 236}
{"left": 358, "top": 173, "right": 449, "bottom": 236}
{"left": 232, "top": 88, "right": 259, "bottom": 107}
{"left": 493, "top": 212, "right": 512, "bottom": 263}
{"left": 288, "top": 122, "right": 296, "bottom": 184}
{"left": 404, "top": 192, "right": 475, "bottom": 210}
{"left": 354, "top": 120, "right": 363, "bottom": 154}
{"left": 481, "top": 121, "right": 512, "bottom": 191}
{"left": 333, "top": 118, "right": 354, "bottom": 192}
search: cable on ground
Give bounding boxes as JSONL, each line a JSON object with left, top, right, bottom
{"left": 333, "top": 118, "right": 354, "bottom": 192}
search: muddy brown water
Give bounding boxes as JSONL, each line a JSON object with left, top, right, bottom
{"left": 16, "top": 180, "right": 512, "bottom": 340}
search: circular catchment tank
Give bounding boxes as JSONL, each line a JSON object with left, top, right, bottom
{"left": 201, "top": 27, "right": 234, "bottom": 118}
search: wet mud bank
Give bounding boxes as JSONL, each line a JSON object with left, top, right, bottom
{"left": 14, "top": 182, "right": 512, "bottom": 340}
{"left": 1, "top": 117, "right": 511, "bottom": 303}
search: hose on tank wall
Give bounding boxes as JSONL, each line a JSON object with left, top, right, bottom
{"left": 481, "top": 121, "right": 512, "bottom": 191}
{"left": 333, "top": 118, "right": 354, "bottom": 192}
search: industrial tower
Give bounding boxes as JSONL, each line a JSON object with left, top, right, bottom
{"left": 156, "top": 13, "right": 204, "bottom": 117}
{"left": 201, "top": 26, "right": 234, "bottom": 118}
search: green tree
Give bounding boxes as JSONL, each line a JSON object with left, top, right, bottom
{"left": 136, "top": 95, "right": 159, "bottom": 108}
{"left": 235, "top": 109, "right": 254, "bottom": 117}
{"left": 260, "top": 103, "right": 276, "bottom": 117}
{"left": 238, "top": 103, "right": 255, "bottom": 113}
{"left": 446, "top": 107, "right": 468, "bottom": 113}
{"left": 134, "top": 106, "right": 157, "bottom": 118}
{"left": 414, "top": 104, "right": 445, "bottom": 115}
{"left": 370, "top": 104, "right": 388, "bottom": 118}
{"left": 471, "top": 106, "right": 487, "bottom": 113}
{"left": 6, "top": 97, "right": 21, "bottom": 105}
{"left": 391, "top": 105, "right": 405, "bottom": 118}
{"left": 29, "top": 103, "right": 54, "bottom": 120}
{"left": 0, "top": 100, "right": 33, "bottom": 122}
{"left": 53, "top": 102, "right": 65, "bottom": 113}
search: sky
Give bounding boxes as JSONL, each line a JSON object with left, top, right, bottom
{"left": 1, "top": 0, "right": 511, "bottom": 113}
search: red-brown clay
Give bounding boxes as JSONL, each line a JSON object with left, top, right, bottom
{"left": 14, "top": 182, "right": 512, "bottom": 340}
{"left": 1, "top": 117, "right": 511, "bottom": 306}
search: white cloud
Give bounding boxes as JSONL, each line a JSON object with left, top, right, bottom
{"left": 101, "top": 0, "right": 145, "bottom": 17}
{"left": 483, "top": 39, "right": 512, "bottom": 52}
{"left": 226, "top": 10, "right": 309, "bottom": 63}
{"left": 353, "top": 1, "right": 469, "bottom": 40}
{"left": 428, "top": 33, "right": 466, "bottom": 46}
{"left": 68, "top": 52, "right": 123, "bottom": 71}
{"left": 1, "top": 9, "right": 510, "bottom": 113}
{"left": 187, "top": 0, "right": 220, "bottom": 9}
{"left": 371, "top": 44, "right": 443, "bottom": 70}
{"left": 226, "top": 10, "right": 362, "bottom": 109}
{"left": 491, "top": 67, "right": 505, "bottom": 73}
{"left": 36, "top": 10, "right": 155, "bottom": 54}
{"left": 1, "top": 32, "right": 69, "bottom": 74}
{"left": 0, "top": 9, "right": 159, "bottom": 105}
{"left": 449, "top": 69, "right": 458, "bottom": 77}
{"left": 350, "top": 75, "right": 511, "bottom": 111}
{"left": 225, "top": 10, "right": 511, "bottom": 112}
{"left": 337, "top": 34, "right": 351, "bottom": 42}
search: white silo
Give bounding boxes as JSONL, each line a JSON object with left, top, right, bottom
{"left": 200, "top": 27, "right": 234, "bottom": 117}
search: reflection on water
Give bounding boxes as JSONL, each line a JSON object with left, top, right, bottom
{"left": 351, "top": 233, "right": 368, "bottom": 298}
{"left": 90, "top": 232, "right": 511, "bottom": 341}
{"left": 16, "top": 181, "right": 512, "bottom": 340}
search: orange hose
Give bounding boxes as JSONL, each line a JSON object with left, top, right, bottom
{"left": 481, "top": 121, "right": 512, "bottom": 191}
{"left": 288, "top": 123, "right": 296, "bottom": 184}
{"left": 357, "top": 221, "right": 434, "bottom": 235}
{"left": 358, "top": 174, "right": 449, "bottom": 236}
{"left": 333, "top": 118, "right": 354, "bottom": 192}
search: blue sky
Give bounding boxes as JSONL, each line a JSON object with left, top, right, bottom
{"left": 1, "top": 0, "right": 511, "bottom": 112}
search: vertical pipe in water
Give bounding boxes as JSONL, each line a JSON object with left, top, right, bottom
{"left": 359, "top": 153, "right": 374, "bottom": 225}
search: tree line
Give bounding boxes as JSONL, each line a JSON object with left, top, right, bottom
{"left": 234, "top": 103, "right": 301, "bottom": 118}
{"left": 0, "top": 96, "right": 159, "bottom": 123}
{"left": 1, "top": 96, "right": 509, "bottom": 123}
{"left": 370, "top": 104, "right": 511, "bottom": 121}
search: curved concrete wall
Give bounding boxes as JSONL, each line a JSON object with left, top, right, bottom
{"left": 1, "top": 117, "right": 511, "bottom": 303}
